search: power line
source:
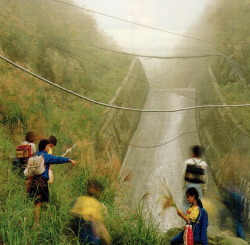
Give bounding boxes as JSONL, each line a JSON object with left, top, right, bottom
{"left": 90, "top": 46, "right": 248, "bottom": 88}
{"left": 1, "top": 22, "right": 233, "bottom": 98}
{"left": 2, "top": 26, "right": 248, "bottom": 102}
{"left": 5, "top": 36, "right": 249, "bottom": 104}
{"left": 52, "top": 0, "right": 215, "bottom": 44}
{"left": 0, "top": 21, "right": 152, "bottom": 88}
{"left": 123, "top": 131, "right": 197, "bottom": 148}
{"left": 1, "top": 54, "right": 250, "bottom": 113}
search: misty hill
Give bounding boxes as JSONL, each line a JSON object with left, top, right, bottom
{"left": 0, "top": 0, "right": 134, "bottom": 151}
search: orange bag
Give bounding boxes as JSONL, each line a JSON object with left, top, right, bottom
{"left": 16, "top": 144, "right": 32, "bottom": 158}
{"left": 183, "top": 224, "right": 194, "bottom": 245}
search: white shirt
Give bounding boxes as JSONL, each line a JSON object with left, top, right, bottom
{"left": 183, "top": 157, "right": 208, "bottom": 190}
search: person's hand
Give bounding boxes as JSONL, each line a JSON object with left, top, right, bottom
{"left": 70, "top": 160, "right": 78, "bottom": 166}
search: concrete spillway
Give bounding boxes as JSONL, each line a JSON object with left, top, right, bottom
{"left": 119, "top": 59, "right": 236, "bottom": 236}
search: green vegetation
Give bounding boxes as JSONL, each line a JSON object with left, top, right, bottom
{"left": 0, "top": 0, "right": 157, "bottom": 244}
{"left": 202, "top": 0, "right": 250, "bottom": 132}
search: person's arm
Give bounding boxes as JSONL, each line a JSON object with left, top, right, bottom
{"left": 177, "top": 209, "right": 189, "bottom": 223}
{"left": 177, "top": 206, "right": 199, "bottom": 224}
{"left": 45, "top": 153, "right": 77, "bottom": 165}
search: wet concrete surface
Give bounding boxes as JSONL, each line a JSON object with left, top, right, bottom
{"left": 119, "top": 59, "right": 237, "bottom": 236}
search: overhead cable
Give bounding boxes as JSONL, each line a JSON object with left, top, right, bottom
{"left": 123, "top": 131, "right": 197, "bottom": 148}
{"left": 52, "top": 0, "right": 215, "bottom": 44}
{"left": 1, "top": 54, "right": 250, "bottom": 113}
{"left": 92, "top": 46, "right": 248, "bottom": 88}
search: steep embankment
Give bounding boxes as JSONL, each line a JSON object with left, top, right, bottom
{"left": 0, "top": 0, "right": 142, "bottom": 162}
{"left": 0, "top": 1, "right": 150, "bottom": 244}
{"left": 194, "top": 1, "right": 250, "bottom": 241}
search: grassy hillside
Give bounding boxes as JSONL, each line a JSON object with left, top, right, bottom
{"left": 0, "top": 0, "right": 161, "bottom": 244}
{"left": 0, "top": 0, "right": 134, "bottom": 147}
{"left": 199, "top": 0, "right": 250, "bottom": 131}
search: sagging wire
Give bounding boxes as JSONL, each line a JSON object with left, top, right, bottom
{"left": 1, "top": 54, "right": 250, "bottom": 113}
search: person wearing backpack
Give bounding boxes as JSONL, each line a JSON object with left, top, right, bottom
{"left": 13, "top": 131, "right": 37, "bottom": 175}
{"left": 182, "top": 145, "right": 208, "bottom": 211}
{"left": 21, "top": 131, "right": 37, "bottom": 156}
{"left": 171, "top": 187, "right": 208, "bottom": 245}
{"left": 28, "top": 139, "right": 78, "bottom": 224}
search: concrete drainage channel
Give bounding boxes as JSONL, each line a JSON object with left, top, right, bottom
{"left": 119, "top": 58, "right": 248, "bottom": 244}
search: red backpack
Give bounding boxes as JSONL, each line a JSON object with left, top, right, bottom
{"left": 16, "top": 144, "right": 32, "bottom": 158}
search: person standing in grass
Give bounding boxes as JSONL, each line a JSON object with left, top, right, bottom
{"left": 29, "top": 139, "right": 78, "bottom": 224}
{"left": 69, "top": 180, "right": 111, "bottom": 245}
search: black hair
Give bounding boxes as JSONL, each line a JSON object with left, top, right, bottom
{"left": 25, "top": 131, "right": 36, "bottom": 143}
{"left": 38, "top": 139, "right": 50, "bottom": 151}
{"left": 87, "top": 180, "right": 104, "bottom": 198}
{"left": 192, "top": 145, "right": 202, "bottom": 158}
{"left": 186, "top": 187, "right": 203, "bottom": 208}
{"left": 49, "top": 135, "right": 57, "bottom": 146}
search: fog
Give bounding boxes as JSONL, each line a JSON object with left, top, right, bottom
{"left": 75, "top": 0, "right": 211, "bottom": 55}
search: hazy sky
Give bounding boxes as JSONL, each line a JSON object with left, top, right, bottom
{"left": 74, "top": 0, "right": 211, "bottom": 54}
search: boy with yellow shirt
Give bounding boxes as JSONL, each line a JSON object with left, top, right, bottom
{"left": 70, "top": 180, "right": 110, "bottom": 245}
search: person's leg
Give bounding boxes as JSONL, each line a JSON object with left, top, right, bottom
{"left": 33, "top": 177, "right": 49, "bottom": 224}
{"left": 77, "top": 219, "right": 100, "bottom": 244}
{"left": 171, "top": 231, "right": 184, "bottom": 245}
{"left": 235, "top": 218, "right": 246, "bottom": 240}
{"left": 34, "top": 200, "right": 42, "bottom": 224}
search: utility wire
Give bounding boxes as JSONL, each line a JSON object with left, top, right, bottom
{"left": 122, "top": 131, "right": 197, "bottom": 148}
{"left": 0, "top": 22, "right": 151, "bottom": 88}
{"left": 1, "top": 26, "right": 249, "bottom": 101}
{"left": 1, "top": 54, "right": 250, "bottom": 113}
{"left": 52, "top": 0, "right": 215, "bottom": 44}
{"left": 0, "top": 23, "right": 217, "bottom": 99}
{"left": 4, "top": 38, "right": 249, "bottom": 104}
{"left": 91, "top": 46, "right": 248, "bottom": 88}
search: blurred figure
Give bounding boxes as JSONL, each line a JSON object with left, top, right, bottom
{"left": 48, "top": 135, "right": 57, "bottom": 155}
{"left": 20, "top": 131, "right": 37, "bottom": 156}
{"left": 223, "top": 187, "right": 246, "bottom": 240}
{"left": 182, "top": 145, "right": 208, "bottom": 211}
{"left": 69, "top": 180, "right": 111, "bottom": 245}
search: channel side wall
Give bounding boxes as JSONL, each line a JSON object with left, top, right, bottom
{"left": 97, "top": 58, "right": 149, "bottom": 162}
{"left": 196, "top": 64, "right": 250, "bottom": 229}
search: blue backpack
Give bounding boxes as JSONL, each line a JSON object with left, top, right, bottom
{"left": 193, "top": 207, "right": 209, "bottom": 245}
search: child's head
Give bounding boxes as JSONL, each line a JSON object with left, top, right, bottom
{"left": 186, "top": 187, "right": 199, "bottom": 204}
{"left": 86, "top": 180, "right": 104, "bottom": 199}
{"left": 25, "top": 131, "right": 36, "bottom": 143}
{"left": 191, "top": 145, "right": 202, "bottom": 158}
{"left": 49, "top": 135, "right": 57, "bottom": 148}
{"left": 38, "top": 139, "right": 50, "bottom": 152}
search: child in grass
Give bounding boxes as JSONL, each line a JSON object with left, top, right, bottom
{"left": 69, "top": 180, "right": 111, "bottom": 245}
{"left": 171, "top": 187, "right": 208, "bottom": 245}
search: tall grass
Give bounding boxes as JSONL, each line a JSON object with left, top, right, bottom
{"left": 0, "top": 157, "right": 167, "bottom": 245}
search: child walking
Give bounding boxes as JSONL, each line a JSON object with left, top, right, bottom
{"left": 69, "top": 180, "right": 111, "bottom": 245}
{"left": 171, "top": 187, "right": 208, "bottom": 245}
